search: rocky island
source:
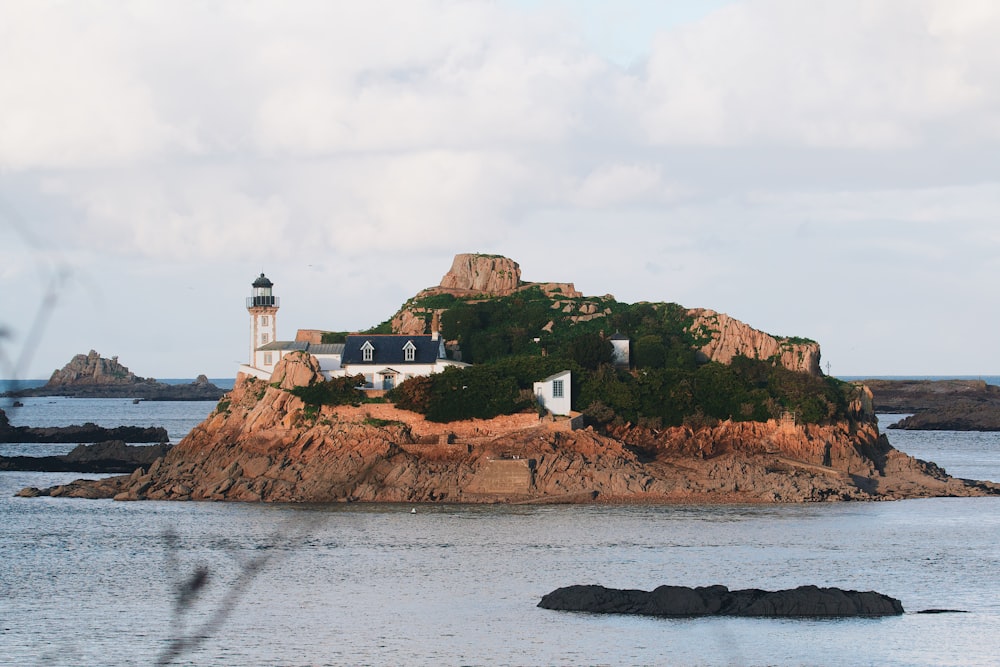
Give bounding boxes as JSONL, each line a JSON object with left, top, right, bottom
{"left": 4, "top": 350, "right": 226, "bottom": 401}
{"left": 19, "top": 254, "right": 1000, "bottom": 503}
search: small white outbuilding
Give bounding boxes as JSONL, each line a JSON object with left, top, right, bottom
{"left": 534, "top": 370, "right": 572, "bottom": 416}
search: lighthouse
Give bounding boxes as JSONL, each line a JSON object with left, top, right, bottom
{"left": 247, "top": 273, "right": 279, "bottom": 371}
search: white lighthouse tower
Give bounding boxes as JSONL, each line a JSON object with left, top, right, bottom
{"left": 247, "top": 273, "right": 279, "bottom": 372}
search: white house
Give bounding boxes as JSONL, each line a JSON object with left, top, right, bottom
{"left": 534, "top": 370, "right": 572, "bottom": 416}
{"left": 334, "top": 334, "right": 467, "bottom": 390}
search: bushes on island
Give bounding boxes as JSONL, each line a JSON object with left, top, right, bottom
{"left": 361, "top": 288, "right": 853, "bottom": 427}
{"left": 288, "top": 375, "right": 367, "bottom": 407}
{"left": 389, "top": 353, "right": 853, "bottom": 428}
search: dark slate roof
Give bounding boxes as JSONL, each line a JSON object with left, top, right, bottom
{"left": 309, "top": 343, "right": 345, "bottom": 355}
{"left": 256, "top": 341, "right": 344, "bottom": 355}
{"left": 341, "top": 335, "right": 444, "bottom": 365}
{"left": 258, "top": 341, "right": 308, "bottom": 352}
{"left": 252, "top": 273, "right": 273, "bottom": 288}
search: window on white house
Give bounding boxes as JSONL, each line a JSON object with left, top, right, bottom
{"left": 362, "top": 344, "right": 373, "bottom": 361}
{"left": 404, "top": 341, "right": 416, "bottom": 361}
{"left": 261, "top": 333, "right": 269, "bottom": 344}
{"left": 261, "top": 315, "right": 269, "bottom": 326}
{"left": 552, "top": 379, "right": 564, "bottom": 398}
{"left": 264, "top": 352, "right": 273, "bottom": 365}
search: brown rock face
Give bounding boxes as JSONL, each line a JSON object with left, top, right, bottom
{"left": 391, "top": 309, "right": 432, "bottom": 336}
{"left": 268, "top": 351, "right": 324, "bottom": 390}
{"left": 439, "top": 253, "right": 521, "bottom": 296}
{"left": 689, "top": 309, "right": 822, "bottom": 375}
{"left": 24, "top": 353, "right": 998, "bottom": 504}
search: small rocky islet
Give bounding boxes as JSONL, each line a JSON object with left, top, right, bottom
{"left": 3, "top": 350, "right": 225, "bottom": 401}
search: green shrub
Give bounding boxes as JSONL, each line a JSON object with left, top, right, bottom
{"left": 288, "top": 375, "right": 366, "bottom": 407}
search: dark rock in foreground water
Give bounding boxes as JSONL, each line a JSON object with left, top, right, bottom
{"left": 538, "top": 584, "right": 904, "bottom": 617}
{"left": 0, "top": 440, "right": 172, "bottom": 473}
{"left": 0, "top": 408, "right": 168, "bottom": 443}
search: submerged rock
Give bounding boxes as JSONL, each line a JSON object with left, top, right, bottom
{"left": 538, "top": 584, "right": 904, "bottom": 617}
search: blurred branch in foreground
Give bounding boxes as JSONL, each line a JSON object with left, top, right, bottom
{"left": 155, "top": 513, "right": 326, "bottom": 666}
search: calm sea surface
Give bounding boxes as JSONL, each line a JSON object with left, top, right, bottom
{"left": 2, "top": 389, "right": 999, "bottom": 666}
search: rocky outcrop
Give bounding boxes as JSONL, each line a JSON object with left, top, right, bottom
{"left": 19, "top": 353, "right": 999, "bottom": 503}
{"left": 4, "top": 351, "right": 225, "bottom": 400}
{"left": 387, "top": 256, "right": 814, "bottom": 380}
{"left": 865, "top": 379, "right": 1000, "bottom": 431}
{"left": 889, "top": 407, "right": 1000, "bottom": 431}
{"left": 688, "top": 309, "right": 822, "bottom": 375}
{"left": 1, "top": 441, "right": 172, "bottom": 473}
{"left": 45, "top": 350, "right": 140, "bottom": 386}
{"left": 439, "top": 253, "right": 521, "bottom": 296}
{"left": 538, "top": 584, "right": 904, "bottom": 617}
{"left": 0, "top": 408, "right": 168, "bottom": 443}
{"left": 865, "top": 379, "right": 1000, "bottom": 413}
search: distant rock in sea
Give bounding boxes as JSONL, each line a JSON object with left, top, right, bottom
{"left": 3, "top": 350, "right": 225, "bottom": 401}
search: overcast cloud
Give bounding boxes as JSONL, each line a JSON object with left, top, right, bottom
{"left": 2, "top": 0, "right": 999, "bottom": 379}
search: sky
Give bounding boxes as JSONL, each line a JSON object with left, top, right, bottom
{"left": 2, "top": 0, "right": 999, "bottom": 380}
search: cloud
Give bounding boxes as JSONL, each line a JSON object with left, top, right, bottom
{"left": 0, "top": 2, "right": 189, "bottom": 169}
{"left": 640, "top": 0, "right": 1000, "bottom": 148}
{"left": 3, "top": 0, "right": 1000, "bottom": 377}
{"left": 573, "top": 163, "right": 677, "bottom": 207}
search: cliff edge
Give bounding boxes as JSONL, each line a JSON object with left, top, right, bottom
{"left": 24, "top": 353, "right": 998, "bottom": 503}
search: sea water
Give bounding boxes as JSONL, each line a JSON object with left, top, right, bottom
{"left": 1, "top": 399, "right": 999, "bottom": 666}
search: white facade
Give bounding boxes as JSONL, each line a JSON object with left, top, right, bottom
{"left": 334, "top": 359, "right": 466, "bottom": 390}
{"left": 250, "top": 311, "right": 278, "bottom": 372}
{"left": 534, "top": 370, "right": 572, "bottom": 416}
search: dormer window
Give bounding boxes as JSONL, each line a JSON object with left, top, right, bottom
{"left": 361, "top": 340, "right": 374, "bottom": 362}
{"left": 403, "top": 340, "right": 416, "bottom": 362}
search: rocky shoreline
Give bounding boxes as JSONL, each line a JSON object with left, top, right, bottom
{"left": 18, "top": 353, "right": 1000, "bottom": 503}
